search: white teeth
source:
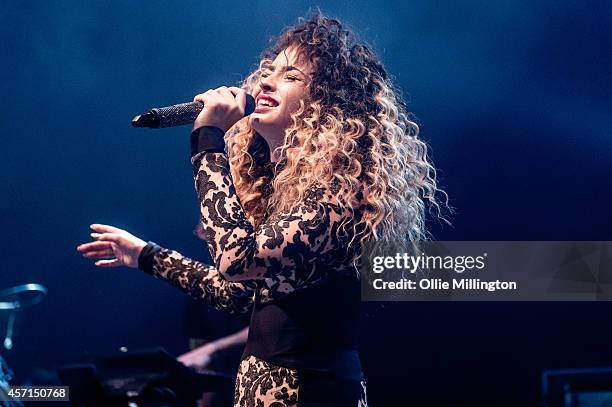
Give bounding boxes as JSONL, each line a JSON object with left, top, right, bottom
{"left": 257, "top": 99, "right": 276, "bottom": 107}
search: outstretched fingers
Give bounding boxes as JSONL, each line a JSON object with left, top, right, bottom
{"left": 94, "top": 259, "right": 122, "bottom": 267}
{"left": 77, "top": 240, "right": 112, "bottom": 252}
{"left": 90, "top": 224, "right": 123, "bottom": 234}
{"left": 82, "top": 249, "right": 115, "bottom": 259}
{"left": 91, "top": 232, "right": 122, "bottom": 243}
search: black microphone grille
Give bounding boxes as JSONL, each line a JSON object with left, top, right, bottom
{"left": 132, "top": 94, "right": 256, "bottom": 129}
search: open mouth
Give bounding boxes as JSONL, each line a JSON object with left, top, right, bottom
{"left": 255, "top": 95, "right": 279, "bottom": 110}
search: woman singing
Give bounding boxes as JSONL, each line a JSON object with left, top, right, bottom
{"left": 77, "top": 13, "right": 444, "bottom": 406}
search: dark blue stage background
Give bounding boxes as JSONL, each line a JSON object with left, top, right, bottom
{"left": 1, "top": 1, "right": 611, "bottom": 405}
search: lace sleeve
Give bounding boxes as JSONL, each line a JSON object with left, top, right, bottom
{"left": 192, "top": 151, "right": 357, "bottom": 301}
{"left": 139, "top": 243, "right": 255, "bottom": 314}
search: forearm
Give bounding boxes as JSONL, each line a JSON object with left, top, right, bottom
{"left": 190, "top": 126, "right": 265, "bottom": 280}
{"left": 192, "top": 151, "right": 260, "bottom": 280}
{"left": 138, "top": 242, "right": 254, "bottom": 314}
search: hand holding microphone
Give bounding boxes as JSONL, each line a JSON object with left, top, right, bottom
{"left": 132, "top": 86, "right": 256, "bottom": 129}
{"left": 191, "top": 86, "right": 253, "bottom": 132}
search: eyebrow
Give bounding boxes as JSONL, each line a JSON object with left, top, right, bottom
{"left": 261, "top": 63, "right": 308, "bottom": 77}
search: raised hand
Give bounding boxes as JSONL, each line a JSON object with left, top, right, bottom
{"left": 77, "top": 224, "right": 147, "bottom": 268}
{"left": 192, "top": 86, "right": 248, "bottom": 132}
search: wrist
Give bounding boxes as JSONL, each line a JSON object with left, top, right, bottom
{"left": 130, "top": 241, "right": 147, "bottom": 268}
{"left": 190, "top": 126, "right": 226, "bottom": 157}
{"left": 137, "top": 241, "right": 162, "bottom": 274}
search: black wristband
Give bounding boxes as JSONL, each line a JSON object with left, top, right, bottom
{"left": 138, "top": 241, "right": 162, "bottom": 275}
{"left": 190, "top": 126, "right": 226, "bottom": 157}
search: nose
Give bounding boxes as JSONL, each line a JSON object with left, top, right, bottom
{"left": 259, "top": 74, "right": 275, "bottom": 92}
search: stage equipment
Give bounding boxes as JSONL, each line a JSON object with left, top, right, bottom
{"left": 543, "top": 367, "right": 612, "bottom": 407}
{"left": 0, "top": 284, "right": 47, "bottom": 350}
{"left": 58, "top": 347, "right": 234, "bottom": 406}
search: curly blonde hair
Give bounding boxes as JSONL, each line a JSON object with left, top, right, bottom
{"left": 226, "top": 13, "right": 448, "bottom": 248}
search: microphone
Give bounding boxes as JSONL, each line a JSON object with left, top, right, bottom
{"left": 131, "top": 94, "right": 256, "bottom": 128}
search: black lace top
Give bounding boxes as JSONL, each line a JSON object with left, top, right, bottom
{"left": 138, "top": 126, "right": 363, "bottom": 380}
